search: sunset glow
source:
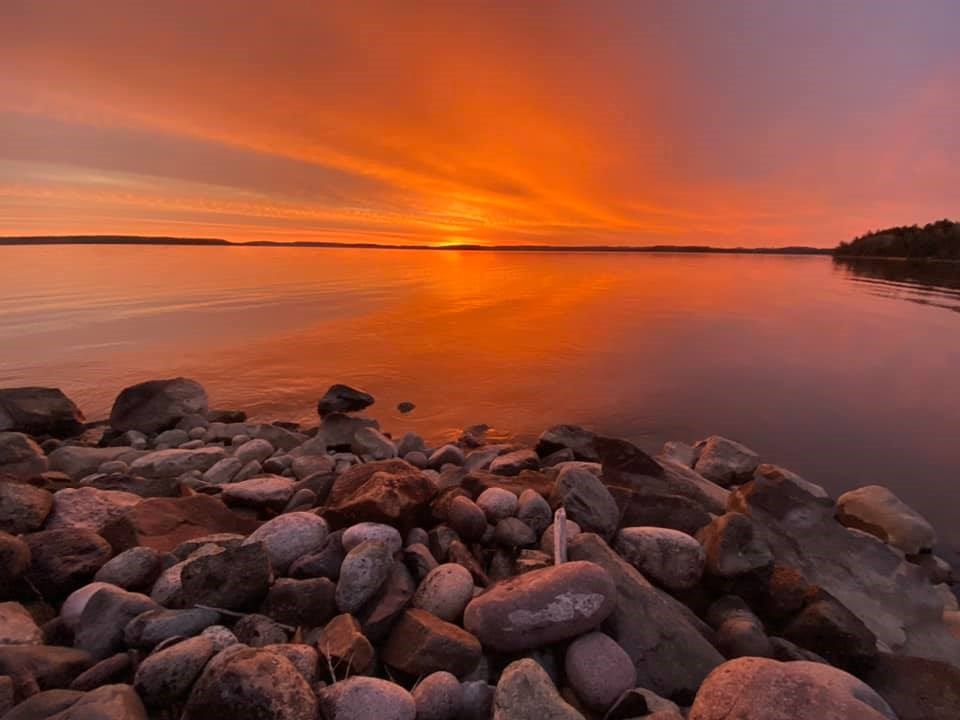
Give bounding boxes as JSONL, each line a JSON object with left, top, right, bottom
{"left": 2, "top": 0, "right": 958, "bottom": 246}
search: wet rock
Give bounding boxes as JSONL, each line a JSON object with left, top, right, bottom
{"left": 336, "top": 540, "right": 395, "bottom": 613}
{"left": 129, "top": 447, "right": 226, "bottom": 478}
{"left": 94, "top": 547, "right": 162, "bottom": 591}
{"left": 221, "top": 474, "right": 296, "bottom": 510}
{"left": 180, "top": 543, "right": 271, "bottom": 611}
{"left": 110, "top": 377, "right": 208, "bottom": 434}
{"left": 697, "top": 512, "right": 773, "bottom": 577}
{"left": 0, "top": 433, "right": 48, "bottom": 478}
{"left": 124, "top": 606, "right": 220, "bottom": 648}
{"left": 490, "top": 449, "right": 540, "bottom": 476}
{"left": 493, "top": 658, "right": 584, "bottom": 720}
{"left": 0, "top": 387, "right": 85, "bottom": 438}
{"left": 134, "top": 634, "right": 215, "bottom": 706}
{"left": 342, "top": 522, "right": 402, "bottom": 554}
{"left": 46, "top": 487, "right": 140, "bottom": 534}
{"left": 688, "top": 657, "right": 896, "bottom": 720}
{"left": 463, "top": 561, "right": 615, "bottom": 653}
{"left": 516, "top": 489, "right": 552, "bottom": 535}
{"left": 550, "top": 465, "right": 619, "bottom": 539}
{"left": 564, "top": 631, "right": 635, "bottom": 712}
{"left": 448, "top": 496, "right": 487, "bottom": 541}
{"left": 47, "top": 446, "right": 132, "bottom": 480}
{"left": 0, "top": 602, "right": 42, "bottom": 645}
{"left": 0, "top": 480, "right": 52, "bottom": 534}
{"left": 318, "top": 384, "right": 375, "bottom": 416}
{"left": 693, "top": 435, "right": 760, "bottom": 487}
{"left": 315, "top": 613, "right": 374, "bottom": 677}
{"left": 24, "top": 529, "right": 113, "bottom": 598}
{"left": 615, "top": 526, "right": 705, "bottom": 591}
{"left": 74, "top": 586, "right": 159, "bottom": 660}
{"left": 183, "top": 645, "right": 317, "bottom": 720}
{"left": 413, "top": 671, "right": 463, "bottom": 720}
{"left": 233, "top": 613, "right": 288, "bottom": 646}
{"left": 413, "top": 563, "right": 475, "bottom": 622}
{"left": 241, "top": 511, "right": 328, "bottom": 574}
{"left": 382, "top": 609, "right": 481, "bottom": 678}
{"left": 536, "top": 425, "right": 599, "bottom": 462}
{"left": 837, "top": 484, "right": 936, "bottom": 555}
{"left": 475, "top": 487, "right": 517, "bottom": 523}
{"left": 261, "top": 577, "right": 336, "bottom": 628}
{"left": 318, "top": 676, "right": 415, "bottom": 720}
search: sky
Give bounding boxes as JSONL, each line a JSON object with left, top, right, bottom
{"left": 1, "top": 0, "right": 958, "bottom": 248}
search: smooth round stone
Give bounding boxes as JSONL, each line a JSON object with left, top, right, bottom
{"left": 475, "top": 488, "right": 518, "bottom": 523}
{"left": 188, "top": 427, "right": 207, "bottom": 441}
{"left": 335, "top": 541, "right": 395, "bottom": 613}
{"left": 342, "top": 522, "right": 402, "bottom": 555}
{"left": 428, "top": 445, "right": 465, "bottom": 470}
{"left": 230, "top": 434, "right": 251, "bottom": 446}
{"left": 448, "top": 496, "right": 487, "bottom": 541}
{"left": 233, "top": 438, "right": 274, "bottom": 464}
{"left": 319, "top": 676, "right": 416, "bottom": 720}
{"left": 406, "top": 527, "right": 430, "bottom": 547}
{"left": 404, "top": 451, "right": 428, "bottom": 469}
{"left": 614, "top": 527, "right": 706, "bottom": 591}
{"left": 565, "top": 631, "right": 637, "bottom": 711}
{"left": 516, "top": 490, "right": 552, "bottom": 535}
{"left": 201, "top": 625, "right": 238, "bottom": 651}
{"left": 412, "top": 563, "right": 475, "bottom": 622}
{"left": 460, "top": 681, "right": 495, "bottom": 720}
{"left": 94, "top": 546, "right": 162, "bottom": 591}
{"left": 61, "top": 582, "right": 116, "bottom": 631}
{"left": 98, "top": 460, "right": 128, "bottom": 475}
{"left": 241, "top": 512, "right": 329, "bottom": 574}
{"left": 540, "top": 519, "right": 581, "bottom": 558}
{"left": 494, "top": 517, "right": 537, "bottom": 547}
{"left": 412, "top": 671, "right": 463, "bottom": 720}
{"left": 134, "top": 635, "right": 215, "bottom": 706}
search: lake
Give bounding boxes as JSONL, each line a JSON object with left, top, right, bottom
{"left": 2, "top": 246, "right": 959, "bottom": 554}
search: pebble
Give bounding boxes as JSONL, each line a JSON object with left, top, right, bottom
{"left": 412, "top": 563, "right": 475, "bottom": 622}
{"left": 475, "top": 487, "right": 518, "bottom": 522}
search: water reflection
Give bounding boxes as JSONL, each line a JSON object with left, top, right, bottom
{"left": 833, "top": 257, "right": 960, "bottom": 314}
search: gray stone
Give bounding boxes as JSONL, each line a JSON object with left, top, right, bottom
{"left": 202, "top": 457, "right": 242, "bottom": 485}
{"left": 0, "top": 387, "right": 85, "bottom": 438}
{"left": 493, "top": 658, "right": 584, "bottom": 720}
{"left": 97, "top": 460, "right": 128, "bottom": 474}
{"left": 180, "top": 543, "right": 271, "bottom": 611}
{"left": 317, "top": 384, "right": 375, "bottom": 416}
{"left": 342, "top": 522, "right": 402, "bottom": 554}
{"left": 461, "top": 681, "right": 495, "bottom": 720}
{"left": 110, "top": 377, "right": 208, "bottom": 434}
{"left": 516, "top": 489, "right": 552, "bottom": 535}
{"left": 755, "top": 463, "right": 829, "bottom": 500}
{"left": 233, "top": 438, "right": 274, "bottom": 465}
{"left": 315, "top": 413, "right": 380, "bottom": 448}
{"left": 0, "top": 432, "right": 47, "bottom": 478}
{"left": 837, "top": 484, "right": 936, "bottom": 554}
{"left": 413, "top": 671, "right": 462, "bottom": 720}
{"left": 94, "top": 547, "right": 162, "bottom": 591}
{"left": 155, "top": 429, "right": 189, "bottom": 448}
{"left": 46, "top": 487, "right": 140, "bottom": 533}
{"left": 536, "top": 424, "right": 599, "bottom": 462}
{"left": 490, "top": 449, "right": 540, "bottom": 476}
{"left": 129, "top": 447, "right": 226, "bottom": 478}
{"left": 24, "top": 530, "right": 113, "bottom": 599}
{"left": 413, "top": 563, "right": 475, "bottom": 622}
{"left": 660, "top": 440, "right": 699, "bottom": 467}
{"left": 615, "top": 526, "right": 705, "bottom": 591}
{"left": 428, "top": 444, "right": 465, "bottom": 470}
{"left": 201, "top": 625, "right": 238, "bottom": 651}
{"left": 693, "top": 436, "right": 760, "bottom": 487}
{"left": 550, "top": 464, "right": 619, "bottom": 539}
{"left": 74, "top": 586, "right": 160, "bottom": 659}
{"left": 124, "top": 607, "right": 221, "bottom": 648}
{"left": 291, "top": 454, "right": 334, "bottom": 480}
{"left": 242, "top": 511, "right": 328, "bottom": 574}
{"left": 318, "top": 676, "right": 415, "bottom": 720}
{"left": 565, "top": 631, "right": 635, "bottom": 712}
{"left": 61, "top": 582, "right": 117, "bottom": 631}
{"left": 134, "top": 635, "right": 215, "bottom": 706}
{"left": 0, "top": 480, "right": 52, "bottom": 534}
{"left": 351, "top": 427, "right": 397, "bottom": 460}
{"left": 221, "top": 474, "right": 296, "bottom": 509}
{"left": 396, "top": 432, "right": 426, "bottom": 457}
{"left": 494, "top": 517, "right": 537, "bottom": 547}
{"left": 448, "top": 496, "right": 488, "bottom": 541}
{"left": 336, "top": 540, "right": 395, "bottom": 613}
{"left": 475, "top": 487, "right": 517, "bottom": 523}
{"left": 697, "top": 512, "right": 773, "bottom": 578}
{"left": 48, "top": 446, "right": 132, "bottom": 479}
{"left": 233, "top": 613, "right": 288, "bottom": 647}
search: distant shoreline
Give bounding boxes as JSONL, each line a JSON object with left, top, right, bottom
{"left": 0, "top": 235, "right": 832, "bottom": 255}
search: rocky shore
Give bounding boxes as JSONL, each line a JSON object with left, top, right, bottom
{"left": 0, "top": 379, "right": 958, "bottom": 720}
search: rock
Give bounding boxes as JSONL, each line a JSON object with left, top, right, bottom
{"left": 202, "top": 457, "right": 242, "bottom": 485}
{"left": 290, "top": 532, "right": 345, "bottom": 580}
{"left": 342, "top": 522, "right": 402, "bottom": 554}
{"left": 24, "top": 529, "right": 113, "bottom": 598}
{"left": 615, "top": 527, "right": 705, "bottom": 591}
{"left": 539, "top": 519, "right": 581, "bottom": 558}
{"left": 47, "top": 446, "right": 132, "bottom": 480}
{"left": 709, "top": 599, "right": 773, "bottom": 659}
{"left": 74, "top": 586, "right": 159, "bottom": 659}
{"left": 94, "top": 547, "right": 162, "bottom": 591}
{"left": 324, "top": 459, "right": 437, "bottom": 529}
{"left": 100, "top": 494, "right": 259, "bottom": 554}
{"left": 318, "top": 676, "right": 415, "bottom": 720}
{"left": 352, "top": 427, "right": 397, "bottom": 460}
{"left": 110, "top": 378, "right": 208, "bottom": 434}
{"left": 660, "top": 440, "right": 699, "bottom": 467}
{"left": 493, "top": 658, "right": 584, "bottom": 720}
{"left": 46, "top": 487, "right": 140, "bottom": 534}
{"left": 396, "top": 433, "right": 426, "bottom": 457}
{"left": 516, "top": 489, "right": 552, "bottom": 535}
{"left": 0, "top": 433, "right": 47, "bottom": 478}
{"left": 0, "top": 602, "right": 42, "bottom": 645}
{"left": 221, "top": 474, "right": 296, "bottom": 510}
{"left": 0, "top": 676, "right": 11, "bottom": 715}
{"left": 314, "top": 613, "right": 374, "bottom": 677}
{"left": 233, "top": 613, "right": 288, "bottom": 646}
{"left": 77, "top": 471, "right": 177, "bottom": 499}
{"left": 124, "top": 607, "right": 220, "bottom": 648}
{"left": 550, "top": 465, "right": 619, "bottom": 539}
{"left": 861, "top": 653, "right": 960, "bottom": 720}
{"left": 536, "top": 425, "right": 599, "bottom": 462}
{"left": 448, "top": 496, "right": 487, "bottom": 541}
{"left": 461, "top": 681, "right": 495, "bottom": 720}
{"left": 755, "top": 463, "right": 829, "bottom": 500}
{"left": 688, "top": 657, "right": 896, "bottom": 720}
{"left": 336, "top": 540, "right": 395, "bottom": 613}
{"left": 569, "top": 533, "right": 723, "bottom": 703}
{"left": 318, "top": 384, "right": 375, "bottom": 416}
{"left": 0, "top": 532, "right": 30, "bottom": 592}
{"left": 180, "top": 543, "right": 272, "bottom": 611}
{"left": 290, "top": 454, "right": 334, "bottom": 480}
{"left": 261, "top": 577, "right": 336, "bottom": 628}
{"left": 428, "top": 445, "right": 465, "bottom": 470}
{"left": 413, "top": 671, "right": 463, "bottom": 720}
{"left": 461, "top": 469, "right": 554, "bottom": 501}
{"left": 490, "top": 450, "right": 540, "bottom": 476}
{"left": 68, "top": 653, "right": 133, "bottom": 691}
{"left": 564, "top": 631, "right": 635, "bottom": 712}
{"left": 693, "top": 436, "right": 760, "bottom": 487}
{"left": 314, "top": 413, "right": 380, "bottom": 449}
{"left": 11, "top": 684, "right": 148, "bottom": 720}
{"left": 404, "top": 543, "right": 438, "bottom": 581}
{"left": 412, "top": 563, "right": 474, "bottom": 622}
{"left": 463, "top": 561, "right": 615, "bottom": 653}
{"left": 233, "top": 438, "right": 274, "bottom": 465}
{"left": 382, "top": 609, "right": 481, "bottom": 678}
{"left": 0, "top": 387, "right": 85, "bottom": 438}
{"left": 0, "top": 480, "right": 52, "bottom": 534}
{"left": 183, "top": 645, "right": 317, "bottom": 720}
{"left": 783, "top": 598, "right": 878, "bottom": 672}
{"left": 241, "top": 512, "right": 328, "bottom": 574}
{"left": 134, "top": 635, "right": 215, "bottom": 706}
{"left": 61, "top": 582, "right": 117, "bottom": 631}
{"left": 697, "top": 512, "right": 773, "bottom": 577}
{"left": 397, "top": 401, "right": 416, "bottom": 414}
{"left": 265, "top": 643, "right": 317, "bottom": 685}
{"left": 0, "top": 645, "right": 94, "bottom": 694}
{"left": 129, "top": 447, "right": 226, "bottom": 478}
{"left": 354, "top": 561, "right": 417, "bottom": 642}
{"left": 493, "top": 517, "right": 536, "bottom": 547}
{"left": 154, "top": 428, "right": 189, "bottom": 448}
{"left": 475, "top": 488, "right": 518, "bottom": 523}
{"left": 201, "top": 625, "right": 237, "bottom": 651}
{"left": 837, "top": 484, "right": 936, "bottom": 555}
{"left": 464, "top": 447, "right": 501, "bottom": 472}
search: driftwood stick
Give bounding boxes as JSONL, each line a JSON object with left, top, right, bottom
{"left": 553, "top": 507, "right": 568, "bottom": 565}
{"left": 193, "top": 604, "right": 296, "bottom": 634}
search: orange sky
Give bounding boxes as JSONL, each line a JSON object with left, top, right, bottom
{"left": 1, "top": 0, "right": 958, "bottom": 247}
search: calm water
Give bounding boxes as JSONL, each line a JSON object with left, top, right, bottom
{"left": 2, "top": 247, "right": 960, "bottom": 552}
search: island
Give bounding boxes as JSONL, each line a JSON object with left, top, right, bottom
{"left": 834, "top": 219, "right": 959, "bottom": 260}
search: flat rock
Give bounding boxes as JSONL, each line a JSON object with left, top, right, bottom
{"left": 463, "top": 561, "right": 615, "bottom": 653}
{"left": 242, "top": 512, "right": 328, "bottom": 574}
{"left": 129, "top": 447, "right": 226, "bottom": 478}
{"left": 0, "top": 480, "right": 53, "bottom": 534}
{"left": 615, "top": 527, "right": 705, "bottom": 591}
{"left": 219, "top": 474, "right": 296, "bottom": 510}
{"left": 693, "top": 436, "right": 760, "bottom": 487}
{"left": 382, "top": 609, "right": 481, "bottom": 678}
{"left": 46, "top": 487, "right": 141, "bottom": 534}
{"left": 490, "top": 449, "right": 540, "bottom": 476}
{"left": 493, "top": 658, "right": 584, "bottom": 720}
{"left": 0, "top": 387, "right": 85, "bottom": 438}
{"left": 110, "top": 378, "right": 208, "bottom": 434}
{"left": 47, "top": 446, "right": 133, "bottom": 480}
{"left": 536, "top": 425, "right": 600, "bottom": 462}
{"left": 0, "top": 433, "right": 48, "bottom": 478}
{"left": 837, "top": 484, "right": 936, "bottom": 555}
{"left": 318, "top": 676, "right": 415, "bottom": 720}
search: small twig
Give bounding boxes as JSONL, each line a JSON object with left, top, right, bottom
{"left": 553, "top": 507, "right": 568, "bottom": 565}
{"left": 192, "top": 604, "right": 296, "bottom": 633}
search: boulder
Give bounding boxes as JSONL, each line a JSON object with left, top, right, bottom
{"left": 183, "top": 646, "right": 317, "bottom": 720}
{"left": 861, "top": 653, "right": 960, "bottom": 720}
{"left": 110, "top": 378, "right": 208, "bottom": 434}
{"left": 0, "top": 480, "right": 53, "bottom": 534}
{"left": 134, "top": 635, "right": 215, "bottom": 706}
{"left": 317, "top": 384, "right": 375, "bottom": 416}
{"left": 352, "top": 427, "right": 397, "bottom": 460}
{"left": 412, "top": 563, "right": 475, "bottom": 622}
{"left": 837, "top": 485, "right": 936, "bottom": 555}
{"left": 318, "top": 676, "right": 415, "bottom": 720}
{"left": 782, "top": 598, "right": 878, "bottom": 673}
{"left": 693, "top": 436, "right": 760, "bottom": 487}
{"left": 180, "top": 543, "right": 272, "bottom": 611}
{"left": 536, "top": 425, "right": 599, "bottom": 461}
{"left": 47, "top": 446, "right": 133, "bottom": 480}
{"left": 128, "top": 447, "right": 226, "bottom": 478}
{"left": 74, "top": 586, "right": 160, "bottom": 659}
{"left": 46, "top": 487, "right": 141, "bottom": 534}
{"left": 0, "top": 602, "right": 43, "bottom": 645}
{"left": 568, "top": 533, "right": 723, "bottom": 703}
{"left": 614, "top": 527, "right": 705, "bottom": 591}
{"left": 697, "top": 512, "right": 773, "bottom": 578}
{"left": 550, "top": 465, "right": 619, "bottom": 539}
{"left": 342, "top": 522, "right": 402, "bottom": 554}
{"left": 382, "top": 609, "right": 481, "bottom": 678}
{"left": 24, "top": 529, "right": 113, "bottom": 598}
{"left": 475, "top": 488, "right": 518, "bottom": 523}
{"left": 493, "top": 658, "right": 584, "bottom": 720}
{"left": 564, "top": 631, "right": 636, "bottom": 712}
{"left": 0, "top": 432, "right": 47, "bottom": 478}
{"left": 314, "top": 413, "right": 380, "bottom": 449}
{"left": 0, "top": 388, "right": 85, "bottom": 438}
{"left": 336, "top": 540, "right": 394, "bottom": 613}
{"left": 463, "top": 561, "right": 615, "bottom": 653}
{"left": 324, "top": 460, "right": 436, "bottom": 529}
{"left": 261, "top": 577, "right": 336, "bottom": 628}
{"left": 241, "top": 512, "right": 328, "bottom": 574}
{"left": 755, "top": 463, "right": 829, "bottom": 500}
{"left": 412, "top": 671, "right": 462, "bottom": 720}
{"left": 688, "top": 657, "right": 896, "bottom": 720}
{"left": 314, "top": 613, "right": 374, "bottom": 677}
{"left": 490, "top": 450, "right": 540, "bottom": 476}
{"left": 94, "top": 547, "right": 163, "bottom": 591}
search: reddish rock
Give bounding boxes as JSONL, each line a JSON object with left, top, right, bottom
{"left": 315, "top": 613, "right": 375, "bottom": 677}
{"left": 382, "top": 609, "right": 481, "bottom": 678}
{"left": 324, "top": 460, "right": 436, "bottom": 530}
{"left": 0, "top": 387, "right": 85, "bottom": 438}
{"left": 23, "top": 529, "right": 113, "bottom": 598}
